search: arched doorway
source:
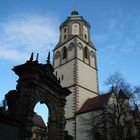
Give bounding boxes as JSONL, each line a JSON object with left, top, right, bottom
{"left": 10, "top": 57, "right": 71, "bottom": 140}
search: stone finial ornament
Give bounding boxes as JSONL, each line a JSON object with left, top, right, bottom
{"left": 36, "top": 53, "right": 39, "bottom": 62}
{"left": 28, "top": 52, "right": 34, "bottom": 62}
{"left": 47, "top": 51, "right": 50, "bottom": 64}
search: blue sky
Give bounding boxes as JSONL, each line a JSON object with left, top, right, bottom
{"left": 0, "top": 0, "right": 140, "bottom": 122}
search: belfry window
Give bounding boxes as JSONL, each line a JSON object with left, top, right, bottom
{"left": 62, "top": 47, "right": 67, "bottom": 59}
{"left": 64, "top": 34, "right": 66, "bottom": 40}
{"left": 84, "top": 47, "right": 89, "bottom": 59}
{"left": 64, "top": 28, "right": 67, "bottom": 33}
{"left": 84, "top": 34, "right": 87, "bottom": 39}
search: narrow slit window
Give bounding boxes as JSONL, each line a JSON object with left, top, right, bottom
{"left": 62, "top": 47, "right": 67, "bottom": 59}
{"left": 64, "top": 34, "right": 66, "bottom": 40}
{"left": 84, "top": 34, "right": 87, "bottom": 39}
{"left": 61, "top": 75, "right": 64, "bottom": 80}
{"left": 84, "top": 47, "right": 89, "bottom": 59}
{"left": 64, "top": 28, "right": 67, "bottom": 33}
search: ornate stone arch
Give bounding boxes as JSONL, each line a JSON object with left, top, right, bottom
{"left": 77, "top": 43, "right": 83, "bottom": 60}
{"left": 68, "top": 43, "right": 75, "bottom": 51}
{"left": 54, "top": 51, "right": 60, "bottom": 59}
{"left": 84, "top": 47, "right": 89, "bottom": 59}
{"left": 62, "top": 46, "right": 67, "bottom": 59}
{"left": 78, "top": 42, "right": 83, "bottom": 50}
{"left": 83, "top": 46, "right": 90, "bottom": 63}
{"left": 90, "top": 51, "right": 96, "bottom": 68}
{"left": 54, "top": 51, "right": 61, "bottom": 67}
{"left": 90, "top": 51, "right": 94, "bottom": 57}
{"left": 67, "top": 43, "right": 75, "bottom": 60}
{"left": 6, "top": 57, "right": 71, "bottom": 140}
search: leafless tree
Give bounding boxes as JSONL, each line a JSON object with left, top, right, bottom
{"left": 80, "top": 72, "right": 140, "bottom": 140}
{"left": 105, "top": 72, "right": 140, "bottom": 109}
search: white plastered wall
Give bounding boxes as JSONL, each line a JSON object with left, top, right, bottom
{"left": 77, "top": 60, "right": 98, "bottom": 93}
{"left": 54, "top": 38, "right": 75, "bottom": 68}
{"left": 72, "top": 23, "right": 80, "bottom": 35}
{"left": 65, "top": 119, "right": 75, "bottom": 137}
{"left": 76, "top": 38, "right": 96, "bottom": 68}
{"left": 76, "top": 110, "right": 102, "bottom": 140}
{"left": 65, "top": 87, "right": 75, "bottom": 118}
{"left": 54, "top": 60, "right": 74, "bottom": 87}
{"left": 77, "top": 86, "right": 97, "bottom": 110}
{"left": 76, "top": 112, "right": 93, "bottom": 140}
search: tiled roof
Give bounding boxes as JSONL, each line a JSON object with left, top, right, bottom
{"left": 77, "top": 93, "right": 112, "bottom": 114}
{"left": 33, "top": 114, "right": 47, "bottom": 129}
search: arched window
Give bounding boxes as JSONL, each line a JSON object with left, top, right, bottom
{"left": 62, "top": 47, "right": 67, "bottom": 59}
{"left": 55, "top": 51, "right": 60, "bottom": 59}
{"left": 84, "top": 47, "right": 89, "bottom": 59}
{"left": 64, "top": 28, "right": 67, "bottom": 33}
{"left": 64, "top": 34, "right": 66, "bottom": 40}
{"left": 78, "top": 43, "right": 83, "bottom": 50}
{"left": 84, "top": 34, "right": 87, "bottom": 39}
{"left": 68, "top": 43, "right": 75, "bottom": 51}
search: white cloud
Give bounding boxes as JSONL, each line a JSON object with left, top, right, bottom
{"left": 96, "top": 12, "right": 140, "bottom": 62}
{"left": 0, "top": 47, "right": 28, "bottom": 62}
{"left": 0, "top": 14, "right": 59, "bottom": 62}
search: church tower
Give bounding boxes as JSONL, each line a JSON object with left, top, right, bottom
{"left": 53, "top": 10, "right": 99, "bottom": 138}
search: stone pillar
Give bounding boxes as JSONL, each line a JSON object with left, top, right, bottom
{"left": 17, "top": 90, "right": 35, "bottom": 140}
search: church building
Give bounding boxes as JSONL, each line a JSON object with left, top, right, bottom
{"left": 52, "top": 11, "right": 139, "bottom": 140}
{"left": 53, "top": 10, "right": 99, "bottom": 139}
{"left": 0, "top": 9, "right": 139, "bottom": 140}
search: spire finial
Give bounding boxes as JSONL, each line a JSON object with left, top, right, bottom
{"left": 36, "top": 53, "right": 39, "bottom": 62}
{"left": 47, "top": 51, "right": 50, "bottom": 64}
{"left": 30, "top": 52, "right": 34, "bottom": 61}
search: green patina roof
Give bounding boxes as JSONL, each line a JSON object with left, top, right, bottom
{"left": 71, "top": 10, "right": 79, "bottom": 16}
{"left": 60, "top": 10, "right": 90, "bottom": 29}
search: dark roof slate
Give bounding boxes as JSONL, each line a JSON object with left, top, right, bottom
{"left": 77, "top": 93, "right": 112, "bottom": 114}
